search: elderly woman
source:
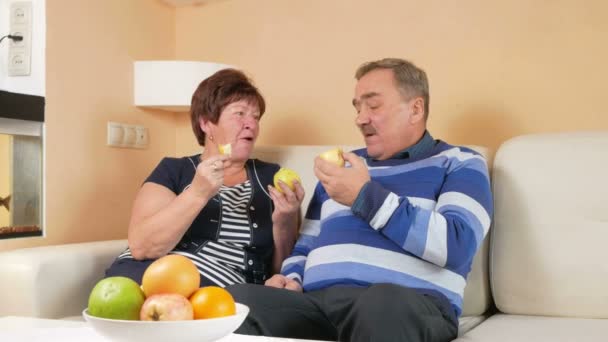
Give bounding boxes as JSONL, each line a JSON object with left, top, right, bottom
{"left": 105, "top": 69, "right": 304, "bottom": 286}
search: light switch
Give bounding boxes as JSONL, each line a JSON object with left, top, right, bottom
{"left": 107, "top": 122, "right": 148, "bottom": 149}
{"left": 107, "top": 122, "right": 124, "bottom": 147}
{"left": 122, "top": 125, "right": 137, "bottom": 147}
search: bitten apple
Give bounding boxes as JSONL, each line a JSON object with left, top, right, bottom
{"left": 139, "top": 293, "right": 194, "bottom": 321}
{"left": 218, "top": 143, "right": 232, "bottom": 156}
{"left": 273, "top": 168, "right": 301, "bottom": 193}
{"left": 319, "top": 148, "right": 345, "bottom": 167}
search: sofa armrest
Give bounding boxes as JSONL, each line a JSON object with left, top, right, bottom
{"left": 0, "top": 240, "right": 127, "bottom": 319}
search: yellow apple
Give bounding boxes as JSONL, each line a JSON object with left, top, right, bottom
{"left": 273, "top": 168, "right": 301, "bottom": 193}
{"left": 218, "top": 143, "right": 232, "bottom": 156}
{"left": 319, "top": 148, "right": 345, "bottom": 167}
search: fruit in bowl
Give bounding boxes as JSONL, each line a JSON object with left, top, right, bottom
{"left": 84, "top": 255, "right": 248, "bottom": 341}
{"left": 273, "top": 167, "right": 301, "bottom": 193}
{"left": 87, "top": 276, "right": 145, "bottom": 321}
{"left": 83, "top": 303, "right": 249, "bottom": 342}
{"left": 319, "top": 147, "right": 345, "bottom": 167}
{"left": 140, "top": 293, "right": 194, "bottom": 321}
{"left": 190, "top": 286, "right": 236, "bottom": 319}
{"left": 141, "top": 254, "right": 200, "bottom": 298}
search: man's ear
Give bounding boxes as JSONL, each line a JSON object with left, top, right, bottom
{"left": 409, "top": 97, "right": 425, "bottom": 124}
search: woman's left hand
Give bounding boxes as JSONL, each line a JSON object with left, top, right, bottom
{"left": 268, "top": 180, "right": 305, "bottom": 228}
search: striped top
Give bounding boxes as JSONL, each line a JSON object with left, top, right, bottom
{"left": 281, "top": 137, "right": 493, "bottom": 317}
{"left": 119, "top": 180, "right": 254, "bottom": 288}
{"left": 192, "top": 181, "right": 253, "bottom": 286}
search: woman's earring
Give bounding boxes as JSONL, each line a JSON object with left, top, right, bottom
{"left": 209, "top": 135, "right": 214, "bottom": 141}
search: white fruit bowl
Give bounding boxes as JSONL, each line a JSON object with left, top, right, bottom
{"left": 83, "top": 303, "right": 249, "bottom": 342}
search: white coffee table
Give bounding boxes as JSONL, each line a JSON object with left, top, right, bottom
{"left": 0, "top": 316, "right": 327, "bottom": 342}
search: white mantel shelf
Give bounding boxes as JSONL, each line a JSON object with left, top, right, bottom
{"left": 134, "top": 61, "right": 232, "bottom": 113}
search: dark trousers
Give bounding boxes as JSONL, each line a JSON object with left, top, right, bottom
{"left": 227, "top": 283, "right": 458, "bottom": 342}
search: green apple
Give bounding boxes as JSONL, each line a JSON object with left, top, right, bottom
{"left": 273, "top": 167, "right": 301, "bottom": 193}
{"left": 319, "top": 148, "right": 345, "bottom": 167}
{"left": 88, "top": 276, "right": 145, "bottom": 320}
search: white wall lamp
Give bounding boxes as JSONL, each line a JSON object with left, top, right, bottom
{"left": 134, "top": 61, "right": 232, "bottom": 112}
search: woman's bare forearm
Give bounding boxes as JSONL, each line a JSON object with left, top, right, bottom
{"left": 128, "top": 187, "right": 211, "bottom": 259}
{"left": 271, "top": 215, "right": 299, "bottom": 273}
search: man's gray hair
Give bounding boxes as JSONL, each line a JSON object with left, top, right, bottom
{"left": 355, "top": 58, "right": 430, "bottom": 119}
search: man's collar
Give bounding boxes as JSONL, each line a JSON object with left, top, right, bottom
{"left": 390, "top": 130, "right": 435, "bottom": 160}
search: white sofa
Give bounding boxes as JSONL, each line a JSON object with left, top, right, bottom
{"left": 0, "top": 132, "right": 606, "bottom": 340}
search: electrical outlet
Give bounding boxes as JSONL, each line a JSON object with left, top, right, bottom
{"left": 8, "top": 1, "right": 32, "bottom": 76}
{"left": 134, "top": 126, "right": 149, "bottom": 149}
{"left": 8, "top": 50, "right": 30, "bottom": 76}
{"left": 10, "top": 2, "right": 31, "bottom": 25}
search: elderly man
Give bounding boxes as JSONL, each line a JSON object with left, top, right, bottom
{"left": 228, "top": 58, "right": 493, "bottom": 342}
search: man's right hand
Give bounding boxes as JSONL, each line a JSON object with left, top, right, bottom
{"left": 265, "top": 274, "right": 303, "bottom": 292}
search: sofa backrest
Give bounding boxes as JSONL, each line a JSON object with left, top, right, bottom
{"left": 0, "top": 239, "right": 128, "bottom": 318}
{"left": 490, "top": 131, "right": 608, "bottom": 318}
{"left": 253, "top": 144, "right": 493, "bottom": 318}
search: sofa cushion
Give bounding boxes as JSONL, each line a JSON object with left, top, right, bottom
{"left": 490, "top": 132, "right": 608, "bottom": 317}
{"left": 452, "top": 314, "right": 608, "bottom": 341}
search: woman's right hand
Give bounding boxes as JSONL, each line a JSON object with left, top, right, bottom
{"left": 189, "top": 155, "right": 231, "bottom": 199}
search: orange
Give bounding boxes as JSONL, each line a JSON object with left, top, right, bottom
{"left": 189, "top": 286, "right": 236, "bottom": 319}
{"left": 142, "top": 254, "right": 200, "bottom": 298}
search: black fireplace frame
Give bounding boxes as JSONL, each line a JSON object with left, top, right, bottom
{"left": 0, "top": 90, "right": 45, "bottom": 122}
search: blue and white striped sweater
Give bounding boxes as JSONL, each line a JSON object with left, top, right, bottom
{"left": 281, "top": 141, "right": 493, "bottom": 317}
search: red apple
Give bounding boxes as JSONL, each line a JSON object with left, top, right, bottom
{"left": 139, "top": 293, "right": 194, "bottom": 321}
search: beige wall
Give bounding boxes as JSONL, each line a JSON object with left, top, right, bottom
{"left": 0, "top": 0, "right": 177, "bottom": 251}
{"left": 3, "top": 0, "right": 608, "bottom": 251}
{"left": 0, "top": 135, "right": 9, "bottom": 227}
{"left": 174, "top": 0, "right": 608, "bottom": 154}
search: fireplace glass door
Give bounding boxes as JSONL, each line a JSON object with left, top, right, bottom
{"left": 0, "top": 117, "right": 43, "bottom": 239}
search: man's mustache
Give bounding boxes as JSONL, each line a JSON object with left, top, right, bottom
{"left": 360, "top": 125, "right": 377, "bottom": 136}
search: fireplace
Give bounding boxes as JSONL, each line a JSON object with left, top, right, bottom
{"left": 0, "top": 90, "right": 45, "bottom": 239}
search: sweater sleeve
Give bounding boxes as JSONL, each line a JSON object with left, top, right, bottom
{"left": 352, "top": 148, "right": 493, "bottom": 270}
{"left": 280, "top": 182, "right": 326, "bottom": 284}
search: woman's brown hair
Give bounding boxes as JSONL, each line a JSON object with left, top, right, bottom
{"left": 190, "top": 69, "right": 266, "bottom": 146}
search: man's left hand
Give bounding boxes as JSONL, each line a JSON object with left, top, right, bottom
{"left": 314, "top": 152, "right": 370, "bottom": 206}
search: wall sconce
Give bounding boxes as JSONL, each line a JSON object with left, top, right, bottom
{"left": 134, "top": 61, "right": 232, "bottom": 112}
